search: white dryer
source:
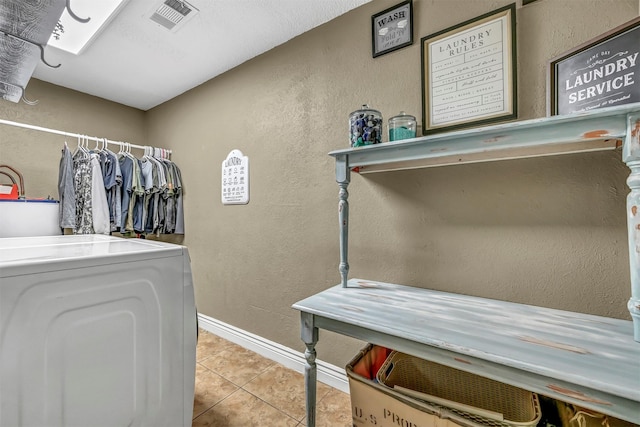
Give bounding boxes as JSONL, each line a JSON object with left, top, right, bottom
{"left": 0, "top": 235, "right": 196, "bottom": 427}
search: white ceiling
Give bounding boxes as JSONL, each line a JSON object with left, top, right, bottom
{"left": 33, "top": 0, "right": 370, "bottom": 111}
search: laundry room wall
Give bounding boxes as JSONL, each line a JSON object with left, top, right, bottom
{"left": 2, "top": 0, "right": 637, "bottom": 369}
{"left": 146, "top": 0, "right": 640, "bottom": 367}
{"left": 0, "top": 79, "right": 146, "bottom": 200}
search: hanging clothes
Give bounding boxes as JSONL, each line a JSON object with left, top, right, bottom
{"left": 122, "top": 150, "right": 144, "bottom": 234}
{"left": 148, "top": 155, "right": 167, "bottom": 234}
{"left": 132, "top": 157, "right": 145, "bottom": 233}
{"left": 91, "top": 153, "right": 110, "bottom": 235}
{"left": 139, "top": 154, "right": 155, "bottom": 234}
{"left": 61, "top": 141, "right": 183, "bottom": 237}
{"left": 163, "top": 159, "right": 176, "bottom": 233}
{"left": 118, "top": 153, "right": 132, "bottom": 231}
{"left": 58, "top": 144, "right": 76, "bottom": 229}
{"left": 109, "top": 148, "right": 123, "bottom": 232}
{"left": 136, "top": 149, "right": 185, "bottom": 236}
{"left": 173, "top": 161, "right": 185, "bottom": 235}
{"left": 156, "top": 158, "right": 171, "bottom": 233}
{"left": 99, "top": 148, "right": 118, "bottom": 232}
{"left": 72, "top": 146, "right": 93, "bottom": 234}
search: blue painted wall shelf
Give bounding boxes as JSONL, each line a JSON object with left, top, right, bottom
{"left": 293, "top": 103, "right": 640, "bottom": 427}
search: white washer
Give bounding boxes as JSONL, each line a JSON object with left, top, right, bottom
{"left": 0, "top": 235, "right": 196, "bottom": 427}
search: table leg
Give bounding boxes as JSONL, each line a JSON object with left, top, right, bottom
{"left": 623, "top": 113, "right": 640, "bottom": 342}
{"left": 301, "top": 312, "right": 319, "bottom": 427}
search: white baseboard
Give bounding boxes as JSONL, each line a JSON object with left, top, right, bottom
{"left": 197, "top": 313, "right": 349, "bottom": 393}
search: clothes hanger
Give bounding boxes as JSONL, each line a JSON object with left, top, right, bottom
{"left": 73, "top": 134, "right": 84, "bottom": 155}
{"left": 149, "top": 148, "right": 162, "bottom": 173}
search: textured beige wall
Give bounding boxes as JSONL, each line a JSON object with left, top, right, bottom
{"left": 146, "top": 0, "right": 640, "bottom": 366}
{"left": 0, "top": 79, "right": 146, "bottom": 199}
{"left": 1, "top": 0, "right": 637, "bottom": 368}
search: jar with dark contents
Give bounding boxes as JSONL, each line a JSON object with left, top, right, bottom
{"left": 349, "top": 104, "right": 382, "bottom": 147}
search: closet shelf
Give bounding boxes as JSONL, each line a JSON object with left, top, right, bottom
{"left": 330, "top": 103, "right": 638, "bottom": 173}
{"left": 0, "top": 0, "right": 67, "bottom": 103}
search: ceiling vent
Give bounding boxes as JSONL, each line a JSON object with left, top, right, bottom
{"left": 147, "top": 0, "right": 199, "bottom": 32}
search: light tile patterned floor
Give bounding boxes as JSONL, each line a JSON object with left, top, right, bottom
{"left": 193, "top": 329, "right": 352, "bottom": 427}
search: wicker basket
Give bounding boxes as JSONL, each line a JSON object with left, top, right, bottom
{"left": 377, "top": 352, "right": 542, "bottom": 427}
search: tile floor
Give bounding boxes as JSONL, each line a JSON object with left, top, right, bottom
{"left": 192, "top": 329, "right": 352, "bottom": 427}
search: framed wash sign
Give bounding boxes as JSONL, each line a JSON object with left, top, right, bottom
{"left": 421, "top": 3, "right": 517, "bottom": 135}
{"left": 371, "top": 0, "right": 413, "bottom": 58}
{"left": 549, "top": 17, "right": 640, "bottom": 116}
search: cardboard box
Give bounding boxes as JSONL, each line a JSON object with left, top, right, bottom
{"left": 347, "top": 345, "right": 479, "bottom": 427}
{"left": 349, "top": 375, "right": 471, "bottom": 427}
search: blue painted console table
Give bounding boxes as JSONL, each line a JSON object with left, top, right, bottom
{"left": 293, "top": 103, "right": 640, "bottom": 427}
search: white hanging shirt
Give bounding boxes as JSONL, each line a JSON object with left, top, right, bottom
{"left": 90, "top": 154, "right": 110, "bottom": 235}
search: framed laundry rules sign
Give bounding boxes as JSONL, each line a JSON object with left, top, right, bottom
{"left": 548, "top": 16, "right": 640, "bottom": 116}
{"left": 371, "top": 0, "right": 413, "bottom": 58}
{"left": 421, "top": 3, "right": 516, "bottom": 135}
{"left": 221, "top": 149, "right": 249, "bottom": 205}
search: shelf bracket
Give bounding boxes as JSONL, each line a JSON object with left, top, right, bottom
{"left": 622, "top": 112, "right": 640, "bottom": 342}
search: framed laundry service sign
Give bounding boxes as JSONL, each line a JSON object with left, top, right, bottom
{"left": 221, "top": 150, "right": 249, "bottom": 205}
{"left": 548, "top": 17, "right": 640, "bottom": 116}
{"left": 421, "top": 3, "right": 516, "bottom": 135}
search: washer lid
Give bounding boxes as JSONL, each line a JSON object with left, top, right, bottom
{"left": 0, "top": 235, "right": 185, "bottom": 277}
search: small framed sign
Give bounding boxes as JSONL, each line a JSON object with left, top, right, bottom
{"left": 221, "top": 149, "right": 249, "bottom": 205}
{"left": 372, "top": 0, "right": 413, "bottom": 58}
{"left": 421, "top": 3, "right": 517, "bottom": 135}
{"left": 548, "top": 17, "right": 640, "bottom": 116}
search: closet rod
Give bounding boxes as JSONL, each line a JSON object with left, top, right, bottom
{"left": 0, "top": 117, "right": 172, "bottom": 154}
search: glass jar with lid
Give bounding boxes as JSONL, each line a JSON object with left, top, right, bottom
{"left": 388, "top": 111, "right": 417, "bottom": 141}
{"left": 349, "top": 104, "right": 382, "bottom": 147}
